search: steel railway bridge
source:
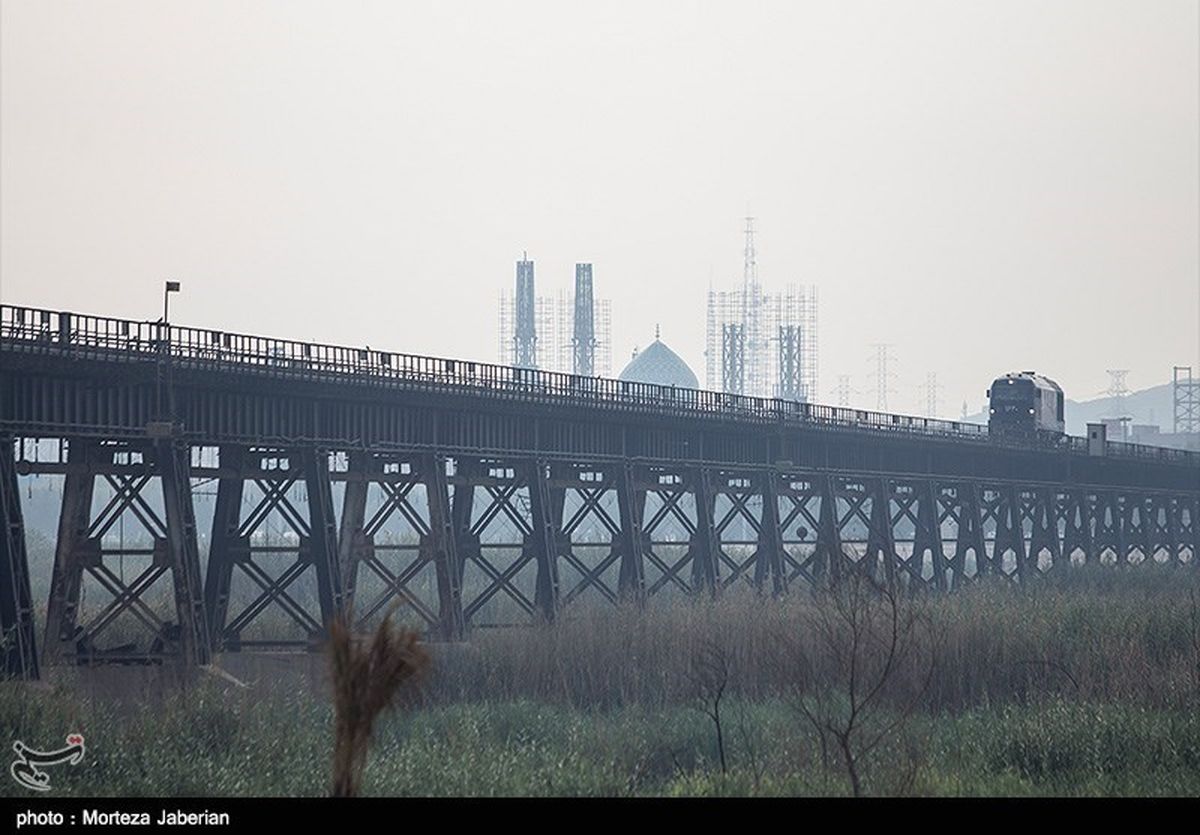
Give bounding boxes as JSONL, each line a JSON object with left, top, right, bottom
{"left": 1, "top": 305, "right": 1197, "bottom": 679}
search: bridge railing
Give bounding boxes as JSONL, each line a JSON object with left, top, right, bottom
{"left": 1104, "top": 439, "right": 1197, "bottom": 466}
{"left": 0, "top": 305, "right": 984, "bottom": 432}
{"left": 2, "top": 305, "right": 1197, "bottom": 466}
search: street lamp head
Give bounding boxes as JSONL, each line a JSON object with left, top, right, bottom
{"left": 162, "top": 280, "right": 181, "bottom": 324}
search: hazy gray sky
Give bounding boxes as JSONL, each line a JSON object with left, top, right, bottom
{"left": 2, "top": 0, "right": 1197, "bottom": 417}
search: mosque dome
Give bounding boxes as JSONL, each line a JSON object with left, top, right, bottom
{"left": 618, "top": 331, "right": 699, "bottom": 389}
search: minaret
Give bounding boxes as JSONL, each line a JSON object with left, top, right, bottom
{"left": 741, "top": 216, "right": 762, "bottom": 396}
{"left": 514, "top": 252, "right": 537, "bottom": 369}
{"left": 572, "top": 263, "right": 595, "bottom": 376}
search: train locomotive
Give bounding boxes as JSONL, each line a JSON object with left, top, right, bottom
{"left": 987, "top": 371, "right": 1065, "bottom": 440}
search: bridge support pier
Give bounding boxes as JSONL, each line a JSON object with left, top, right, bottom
{"left": 813, "top": 476, "right": 844, "bottom": 587}
{"left": 689, "top": 468, "right": 720, "bottom": 595}
{"left": 1111, "top": 492, "right": 1129, "bottom": 564}
{"left": 1129, "top": 495, "right": 1153, "bottom": 565}
{"left": 1003, "top": 486, "right": 1030, "bottom": 581}
{"left": 42, "top": 438, "right": 208, "bottom": 666}
{"left": 337, "top": 451, "right": 370, "bottom": 613}
{"left": 527, "top": 460, "right": 562, "bottom": 622}
{"left": 155, "top": 439, "right": 210, "bottom": 666}
{"left": 425, "top": 454, "right": 464, "bottom": 640}
{"left": 954, "top": 483, "right": 987, "bottom": 580}
{"left": 204, "top": 447, "right": 344, "bottom": 652}
{"left": 44, "top": 441, "right": 95, "bottom": 663}
{"left": 912, "top": 482, "right": 947, "bottom": 591}
{"left": 332, "top": 452, "right": 462, "bottom": 637}
{"left": 203, "top": 444, "right": 244, "bottom": 649}
{"left": 0, "top": 436, "right": 38, "bottom": 679}
{"left": 753, "top": 470, "right": 786, "bottom": 595}
{"left": 862, "top": 479, "right": 898, "bottom": 590}
{"left": 615, "top": 463, "right": 647, "bottom": 602}
{"left": 303, "top": 447, "right": 344, "bottom": 631}
{"left": 1092, "top": 491, "right": 1121, "bottom": 564}
{"left": 1029, "top": 487, "right": 1061, "bottom": 574}
{"left": 1162, "top": 494, "right": 1180, "bottom": 565}
{"left": 450, "top": 457, "right": 481, "bottom": 625}
{"left": 1062, "top": 488, "right": 1093, "bottom": 565}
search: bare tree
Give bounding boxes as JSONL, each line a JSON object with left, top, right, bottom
{"left": 779, "top": 572, "right": 937, "bottom": 797}
{"left": 734, "top": 699, "right": 768, "bottom": 791}
{"left": 687, "top": 638, "right": 731, "bottom": 775}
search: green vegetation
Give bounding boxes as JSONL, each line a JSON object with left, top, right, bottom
{"left": 3, "top": 567, "right": 1199, "bottom": 797}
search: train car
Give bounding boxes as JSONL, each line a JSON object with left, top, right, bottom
{"left": 987, "top": 371, "right": 1065, "bottom": 438}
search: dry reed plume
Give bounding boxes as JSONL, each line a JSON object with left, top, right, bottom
{"left": 328, "top": 614, "right": 430, "bottom": 797}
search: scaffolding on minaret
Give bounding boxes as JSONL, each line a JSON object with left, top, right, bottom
{"left": 741, "top": 217, "right": 763, "bottom": 398}
{"left": 498, "top": 256, "right": 611, "bottom": 376}
{"left": 572, "top": 264, "right": 596, "bottom": 377}
{"left": 705, "top": 219, "right": 818, "bottom": 401}
{"left": 514, "top": 255, "right": 536, "bottom": 368}
{"left": 721, "top": 323, "right": 745, "bottom": 395}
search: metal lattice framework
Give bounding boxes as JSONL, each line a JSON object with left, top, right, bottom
{"left": 573, "top": 264, "right": 595, "bottom": 378}
{"left": 514, "top": 258, "right": 537, "bottom": 369}
{"left": 0, "top": 304, "right": 1197, "bottom": 679}
{"left": 778, "top": 325, "right": 803, "bottom": 402}
{"left": 40, "top": 438, "right": 209, "bottom": 667}
{"left": 721, "top": 323, "right": 745, "bottom": 396}
{"left": 499, "top": 265, "right": 612, "bottom": 377}
{"left": 0, "top": 437, "right": 38, "bottom": 678}
{"left": 205, "top": 447, "right": 343, "bottom": 651}
{"left": 704, "top": 220, "right": 817, "bottom": 400}
{"left": 1175, "top": 366, "right": 1200, "bottom": 434}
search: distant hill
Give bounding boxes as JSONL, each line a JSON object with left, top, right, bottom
{"left": 964, "top": 381, "right": 1177, "bottom": 437}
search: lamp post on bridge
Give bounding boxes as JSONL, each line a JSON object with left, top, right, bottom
{"left": 154, "top": 280, "right": 181, "bottom": 433}
{"left": 163, "top": 280, "right": 181, "bottom": 324}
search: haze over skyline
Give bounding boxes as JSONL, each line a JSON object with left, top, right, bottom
{"left": 2, "top": 0, "right": 1197, "bottom": 418}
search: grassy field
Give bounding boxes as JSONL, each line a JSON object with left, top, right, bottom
{"left": 3, "top": 566, "right": 1200, "bottom": 797}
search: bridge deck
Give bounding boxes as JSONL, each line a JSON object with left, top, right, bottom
{"left": 0, "top": 304, "right": 1196, "bottom": 680}
{"left": 0, "top": 305, "right": 1195, "bottom": 478}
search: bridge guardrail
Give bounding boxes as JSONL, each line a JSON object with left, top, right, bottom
{"left": 1, "top": 305, "right": 1196, "bottom": 467}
